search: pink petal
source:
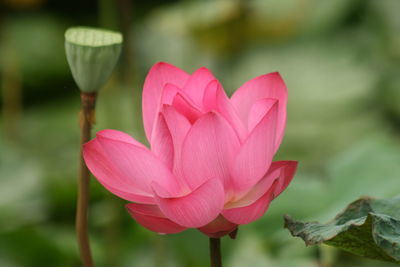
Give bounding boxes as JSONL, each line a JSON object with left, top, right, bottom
{"left": 247, "top": 98, "right": 278, "bottom": 134}
{"left": 150, "top": 114, "right": 174, "bottom": 170}
{"left": 230, "top": 102, "right": 278, "bottom": 196}
{"left": 150, "top": 83, "right": 201, "bottom": 170}
{"left": 226, "top": 161, "right": 296, "bottom": 209}
{"left": 153, "top": 178, "right": 225, "bottom": 228}
{"left": 142, "top": 62, "right": 189, "bottom": 141}
{"left": 84, "top": 138, "right": 153, "bottom": 203}
{"left": 222, "top": 161, "right": 298, "bottom": 224}
{"left": 84, "top": 133, "right": 181, "bottom": 201}
{"left": 149, "top": 105, "right": 193, "bottom": 193}
{"left": 222, "top": 186, "right": 274, "bottom": 225}
{"left": 160, "top": 105, "right": 192, "bottom": 189}
{"left": 203, "top": 80, "right": 247, "bottom": 141}
{"left": 172, "top": 93, "right": 203, "bottom": 124}
{"left": 96, "top": 129, "right": 146, "bottom": 148}
{"left": 181, "top": 112, "right": 241, "bottom": 191}
{"left": 160, "top": 83, "right": 179, "bottom": 105}
{"left": 230, "top": 72, "right": 287, "bottom": 149}
{"left": 102, "top": 182, "right": 155, "bottom": 204}
{"left": 271, "top": 161, "right": 298, "bottom": 199}
{"left": 198, "top": 215, "right": 237, "bottom": 238}
{"left": 202, "top": 80, "right": 219, "bottom": 111}
{"left": 126, "top": 203, "right": 186, "bottom": 234}
{"left": 183, "top": 67, "right": 216, "bottom": 107}
{"left": 161, "top": 105, "right": 191, "bottom": 156}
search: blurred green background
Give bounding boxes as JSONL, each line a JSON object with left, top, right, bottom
{"left": 1, "top": 0, "right": 400, "bottom": 266}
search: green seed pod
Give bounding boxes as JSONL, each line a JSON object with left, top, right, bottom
{"left": 65, "top": 27, "right": 123, "bottom": 92}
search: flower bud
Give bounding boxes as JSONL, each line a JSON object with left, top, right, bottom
{"left": 65, "top": 27, "right": 123, "bottom": 92}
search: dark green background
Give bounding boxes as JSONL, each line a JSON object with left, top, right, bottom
{"left": 1, "top": 0, "right": 400, "bottom": 266}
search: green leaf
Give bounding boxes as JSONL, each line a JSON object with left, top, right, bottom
{"left": 284, "top": 197, "right": 400, "bottom": 263}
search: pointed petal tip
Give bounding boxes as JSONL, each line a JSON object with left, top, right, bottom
{"left": 148, "top": 62, "right": 188, "bottom": 76}
{"left": 153, "top": 61, "right": 174, "bottom": 68}
{"left": 96, "top": 130, "right": 116, "bottom": 139}
{"left": 205, "top": 79, "right": 220, "bottom": 88}
{"left": 142, "top": 61, "right": 189, "bottom": 141}
{"left": 279, "top": 160, "right": 299, "bottom": 171}
{"left": 95, "top": 129, "right": 147, "bottom": 148}
{"left": 288, "top": 160, "right": 299, "bottom": 167}
{"left": 269, "top": 71, "right": 280, "bottom": 76}
{"left": 243, "top": 72, "right": 281, "bottom": 85}
{"left": 194, "top": 66, "right": 211, "bottom": 72}
{"left": 183, "top": 66, "right": 217, "bottom": 106}
{"left": 155, "top": 61, "right": 167, "bottom": 65}
{"left": 271, "top": 160, "right": 298, "bottom": 199}
{"left": 259, "top": 71, "right": 283, "bottom": 80}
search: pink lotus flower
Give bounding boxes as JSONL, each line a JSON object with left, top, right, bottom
{"left": 83, "top": 62, "right": 297, "bottom": 237}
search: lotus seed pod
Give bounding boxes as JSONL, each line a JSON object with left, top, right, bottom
{"left": 65, "top": 27, "right": 123, "bottom": 92}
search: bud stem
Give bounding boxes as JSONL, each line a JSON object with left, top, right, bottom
{"left": 76, "top": 92, "right": 97, "bottom": 267}
{"left": 209, "top": 238, "right": 222, "bottom": 267}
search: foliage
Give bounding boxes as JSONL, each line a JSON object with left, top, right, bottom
{"left": 285, "top": 197, "right": 400, "bottom": 263}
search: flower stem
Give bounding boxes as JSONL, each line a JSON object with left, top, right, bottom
{"left": 209, "top": 238, "right": 222, "bottom": 267}
{"left": 76, "top": 92, "right": 97, "bottom": 267}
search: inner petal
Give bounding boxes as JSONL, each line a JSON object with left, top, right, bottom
{"left": 172, "top": 93, "right": 203, "bottom": 124}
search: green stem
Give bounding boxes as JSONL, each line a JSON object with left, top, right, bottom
{"left": 76, "top": 92, "right": 97, "bottom": 267}
{"left": 209, "top": 238, "right": 222, "bottom": 267}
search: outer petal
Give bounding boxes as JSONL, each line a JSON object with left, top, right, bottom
{"left": 198, "top": 215, "right": 237, "bottom": 238}
{"left": 154, "top": 178, "right": 225, "bottom": 228}
{"left": 230, "top": 72, "right": 287, "bottom": 149}
{"left": 226, "top": 161, "right": 297, "bottom": 209}
{"left": 96, "top": 129, "right": 146, "bottom": 148}
{"left": 222, "top": 161, "right": 298, "bottom": 224}
{"left": 101, "top": 183, "right": 155, "bottom": 204}
{"left": 126, "top": 203, "right": 186, "bottom": 234}
{"left": 181, "top": 112, "right": 241, "bottom": 191}
{"left": 84, "top": 133, "right": 154, "bottom": 203}
{"left": 203, "top": 80, "right": 246, "bottom": 141}
{"left": 271, "top": 161, "right": 298, "bottom": 199}
{"left": 183, "top": 67, "right": 216, "bottom": 107}
{"left": 222, "top": 186, "right": 274, "bottom": 225}
{"left": 230, "top": 102, "right": 278, "bottom": 196}
{"left": 84, "top": 132, "right": 181, "bottom": 200}
{"left": 142, "top": 62, "right": 189, "bottom": 141}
